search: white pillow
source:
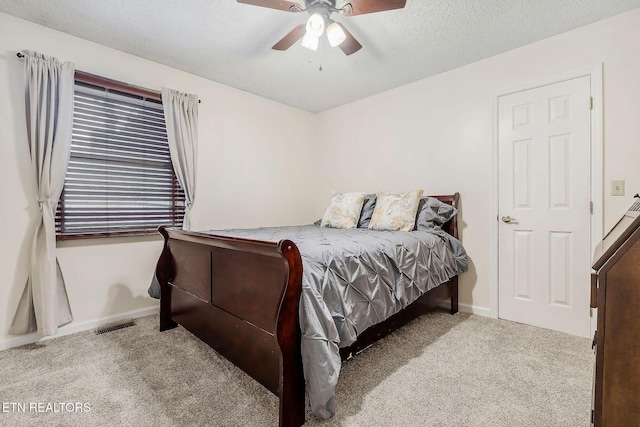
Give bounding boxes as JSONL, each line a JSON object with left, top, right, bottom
{"left": 368, "top": 189, "right": 424, "bottom": 231}
{"left": 320, "top": 192, "right": 366, "bottom": 229}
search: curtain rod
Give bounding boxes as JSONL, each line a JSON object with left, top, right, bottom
{"left": 16, "top": 52, "right": 201, "bottom": 104}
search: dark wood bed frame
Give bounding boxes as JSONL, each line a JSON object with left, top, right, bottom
{"left": 156, "top": 193, "right": 461, "bottom": 427}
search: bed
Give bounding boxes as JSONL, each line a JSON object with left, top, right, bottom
{"left": 154, "top": 192, "right": 467, "bottom": 426}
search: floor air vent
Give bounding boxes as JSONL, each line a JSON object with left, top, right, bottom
{"left": 95, "top": 319, "right": 136, "bottom": 335}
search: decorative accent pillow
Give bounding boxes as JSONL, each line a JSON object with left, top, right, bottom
{"left": 357, "top": 194, "right": 377, "bottom": 228}
{"left": 320, "top": 192, "right": 366, "bottom": 229}
{"left": 414, "top": 197, "right": 457, "bottom": 231}
{"left": 368, "top": 189, "right": 424, "bottom": 231}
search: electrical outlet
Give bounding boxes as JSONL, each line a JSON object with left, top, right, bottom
{"left": 611, "top": 180, "right": 625, "bottom": 196}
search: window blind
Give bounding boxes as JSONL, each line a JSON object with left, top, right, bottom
{"left": 55, "top": 82, "right": 185, "bottom": 238}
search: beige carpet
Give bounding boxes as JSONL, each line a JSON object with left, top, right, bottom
{"left": 0, "top": 310, "right": 593, "bottom": 426}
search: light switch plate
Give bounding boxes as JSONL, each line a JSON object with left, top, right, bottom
{"left": 611, "top": 180, "right": 625, "bottom": 196}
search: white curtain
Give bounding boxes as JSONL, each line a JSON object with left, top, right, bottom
{"left": 10, "top": 51, "right": 75, "bottom": 336}
{"left": 161, "top": 87, "right": 198, "bottom": 230}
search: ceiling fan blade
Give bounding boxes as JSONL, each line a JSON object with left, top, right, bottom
{"left": 237, "top": 0, "right": 302, "bottom": 12}
{"left": 341, "top": 0, "right": 406, "bottom": 16}
{"left": 272, "top": 24, "right": 307, "bottom": 50}
{"left": 336, "top": 23, "right": 362, "bottom": 56}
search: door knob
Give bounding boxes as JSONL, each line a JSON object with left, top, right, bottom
{"left": 501, "top": 215, "right": 514, "bottom": 223}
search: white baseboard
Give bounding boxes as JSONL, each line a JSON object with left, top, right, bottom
{"left": 440, "top": 301, "right": 491, "bottom": 317}
{"left": 1, "top": 301, "right": 490, "bottom": 351}
{"left": 0, "top": 305, "right": 159, "bottom": 351}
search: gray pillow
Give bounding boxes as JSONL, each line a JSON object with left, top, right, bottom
{"left": 414, "top": 197, "right": 457, "bottom": 231}
{"left": 357, "top": 194, "right": 377, "bottom": 228}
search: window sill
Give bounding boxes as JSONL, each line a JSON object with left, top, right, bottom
{"left": 56, "top": 230, "right": 165, "bottom": 241}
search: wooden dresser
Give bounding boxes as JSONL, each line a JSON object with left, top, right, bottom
{"left": 591, "top": 200, "right": 640, "bottom": 426}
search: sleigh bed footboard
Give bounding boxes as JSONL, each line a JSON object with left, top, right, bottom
{"left": 156, "top": 226, "right": 305, "bottom": 427}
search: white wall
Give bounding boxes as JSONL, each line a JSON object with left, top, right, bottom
{"left": 316, "top": 8, "right": 640, "bottom": 313}
{"left": 0, "top": 12, "right": 320, "bottom": 346}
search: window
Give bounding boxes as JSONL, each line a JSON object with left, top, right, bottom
{"left": 55, "top": 75, "right": 185, "bottom": 239}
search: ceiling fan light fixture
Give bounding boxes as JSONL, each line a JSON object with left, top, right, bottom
{"left": 301, "top": 32, "right": 319, "bottom": 51}
{"left": 326, "top": 22, "right": 346, "bottom": 47}
{"left": 306, "top": 13, "right": 325, "bottom": 38}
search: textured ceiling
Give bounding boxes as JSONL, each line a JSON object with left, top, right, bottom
{"left": 1, "top": 0, "right": 640, "bottom": 112}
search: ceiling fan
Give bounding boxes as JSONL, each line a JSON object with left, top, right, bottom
{"left": 237, "top": 0, "right": 407, "bottom": 55}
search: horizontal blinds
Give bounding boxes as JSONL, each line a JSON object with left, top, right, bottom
{"left": 56, "top": 82, "right": 185, "bottom": 237}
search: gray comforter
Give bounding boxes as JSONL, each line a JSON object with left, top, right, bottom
{"left": 203, "top": 225, "right": 467, "bottom": 419}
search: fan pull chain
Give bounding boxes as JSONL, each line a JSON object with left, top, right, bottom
{"left": 306, "top": 45, "right": 323, "bottom": 71}
{"left": 307, "top": 55, "right": 323, "bottom": 71}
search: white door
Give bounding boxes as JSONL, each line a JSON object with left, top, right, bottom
{"left": 498, "top": 76, "right": 592, "bottom": 337}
